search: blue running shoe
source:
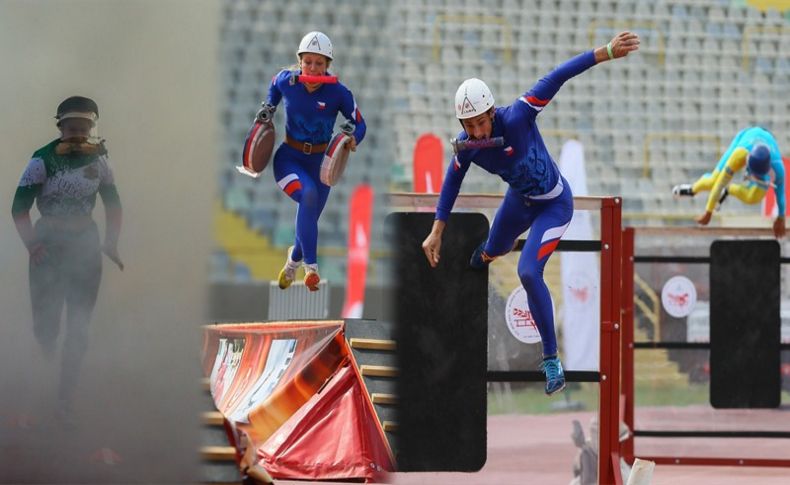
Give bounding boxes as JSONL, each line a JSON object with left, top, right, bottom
{"left": 469, "top": 243, "right": 496, "bottom": 270}
{"left": 540, "top": 356, "right": 566, "bottom": 395}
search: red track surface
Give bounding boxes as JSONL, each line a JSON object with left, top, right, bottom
{"left": 278, "top": 410, "right": 790, "bottom": 484}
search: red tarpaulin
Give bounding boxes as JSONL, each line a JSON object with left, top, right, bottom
{"left": 258, "top": 361, "right": 392, "bottom": 481}
{"left": 202, "top": 321, "right": 394, "bottom": 481}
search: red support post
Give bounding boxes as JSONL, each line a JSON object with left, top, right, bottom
{"left": 621, "top": 227, "right": 635, "bottom": 465}
{"left": 598, "top": 198, "right": 623, "bottom": 485}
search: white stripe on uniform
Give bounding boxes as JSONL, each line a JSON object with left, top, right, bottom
{"left": 277, "top": 173, "right": 299, "bottom": 190}
{"left": 540, "top": 221, "right": 571, "bottom": 244}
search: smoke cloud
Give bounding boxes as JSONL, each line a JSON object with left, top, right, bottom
{"left": 0, "top": 1, "right": 218, "bottom": 482}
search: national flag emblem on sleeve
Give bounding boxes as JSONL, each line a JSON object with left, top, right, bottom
{"left": 353, "top": 100, "right": 362, "bottom": 123}
{"left": 504, "top": 146, "right": 514, "bottom": 156}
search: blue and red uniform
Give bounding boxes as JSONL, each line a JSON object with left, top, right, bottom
{"left": 267, "top": 69, "right": 366, "bottom": 264}
{"left": 436, "top": 50, "right": 598, "bottom": 357}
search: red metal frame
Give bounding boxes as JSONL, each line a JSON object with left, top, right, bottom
{"left": 620, "top": 226, "right": 790, "bottom": 469}
{"left": 621, "top": 228, "right": 636, "bottom": 465}
{"left": 598, "top": 198, "right": 623, "bottom": 485}
{"left": 648, "top": 457, "right": 790, "bottom": 467}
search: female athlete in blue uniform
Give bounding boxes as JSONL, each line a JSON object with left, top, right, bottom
{"left": 267, "top": 31, "right": 366, "bottom": 291}
{"left": 422, "top": 31, "right": 640, "bottom": 395}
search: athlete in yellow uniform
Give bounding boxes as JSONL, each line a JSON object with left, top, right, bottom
{"left": 673, "top": 126, "right": 785, "bottom": 238}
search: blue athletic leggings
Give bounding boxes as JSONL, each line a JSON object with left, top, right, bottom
{"left": 484, "top": 177, "right": 574, "bottom": 356}
{"left": 272, "top": 144, "right": 330, "bottom": 265}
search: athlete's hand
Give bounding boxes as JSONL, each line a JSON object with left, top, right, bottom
{"left": 28, "top": 242, "right": 48, "bottom": 266}
{"left": 347, "top": 135, "right": 357, "bottom": 152}
{"left": 422, "top": 232, "right": 442, "bottom": 268}
{"left": 103, "top": 243, "right": 124, "bottom": 271}
{"left": 773, "top": 216, "right": 786, "bottom": 239}
{"left": 696, "top": 211, "right": 713, "bottom": 226}
{"left": 254, "top": 103, "right": 276, "bottom": 124}
{"left": 609, "top": 31, "right": 640, "bottom": 59}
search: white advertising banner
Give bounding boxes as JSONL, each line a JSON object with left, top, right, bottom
{"left": 559, "top": 140, "right": 600, "bottom": 370}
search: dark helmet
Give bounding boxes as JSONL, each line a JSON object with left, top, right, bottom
{"left": 747, "top": 143, "right": 771, "bottom": 176}
{"left": 55, "top": 96, "right": 99, "bottom": 125}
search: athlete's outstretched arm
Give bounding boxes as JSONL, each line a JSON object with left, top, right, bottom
{"left": 519, "top": 31, "right": 639, "bottom": 117}
{"left": 772, "top": 155, "right": 786, "bottom": 238}
{"left": 423, "top": 154, "right": 472, "bottom": 267}
{"left": 593, "top": 31, "right": 640, "bottom": 64}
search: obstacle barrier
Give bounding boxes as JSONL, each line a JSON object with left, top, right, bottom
{"left": 389, "top": 193, "right": 625, "bottom": 483}
{"left": 620, "top": 226, "right": 790, "bottom": 469}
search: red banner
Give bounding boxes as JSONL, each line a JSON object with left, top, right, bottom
{"left": 342, "top": 184, "right": 373, "bottom": 319}
{"left": 413, "top": 133, "right": 443, "bottom": 193}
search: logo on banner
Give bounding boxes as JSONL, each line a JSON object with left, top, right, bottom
{"left": 505, "top": 286, "right": 554, "bottom": 344}
{"left": 566, "top": 270, "right": 596, "bottom": 310}
{"left": 349, "top": 222, "right": 369, "bottom": 263}
{"left": 661, "top": 275, "right": 697, "bottom": 318}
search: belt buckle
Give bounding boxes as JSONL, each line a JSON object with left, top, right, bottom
{"left": 302, "top": 142, "right": 312, "bottom": 155}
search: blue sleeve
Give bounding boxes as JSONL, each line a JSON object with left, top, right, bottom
{"left": 516, "top": 50, "right": 597, "bottom": 119}
{"left": 266, "top": 70, "right": 288, "bottom": 107}
{"left": 339, "top": 85, "right": 366, "bottom": 144}
{"left": 435, "top": 154, "right": 471, "bottom": 222}
{"left": 772, "top": 155, "right": 785, "bottom": 217}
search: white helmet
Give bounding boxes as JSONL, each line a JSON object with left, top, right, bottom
{"left": 455, "top": 78, "right": 495, "bottom": 119}
{"left": 297, "top": 31, "right": 333, "bottom": 60}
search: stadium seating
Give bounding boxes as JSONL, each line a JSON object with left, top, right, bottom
{"left": 216, "top": 0, "right": 790, "bottom": 282}
{"left": 390, "top": 0, "right": 789, "bottom": 221}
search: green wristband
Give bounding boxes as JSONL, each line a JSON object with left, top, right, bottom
{"left": 606, "top": 42, "right": 614, "bottom": 60}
